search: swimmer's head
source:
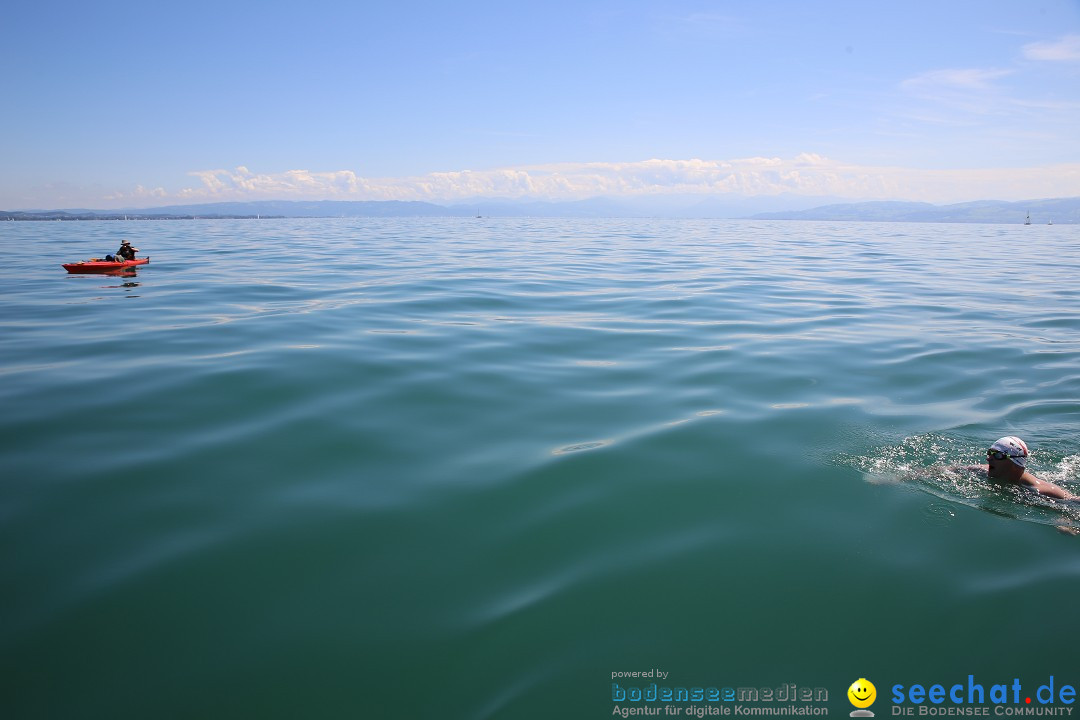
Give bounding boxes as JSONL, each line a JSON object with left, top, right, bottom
{"left": 989, "top": 436, "right": 1028, "bottom": 468}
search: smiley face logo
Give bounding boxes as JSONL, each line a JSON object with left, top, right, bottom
{"left": 848, "top": 678, "right": 876, "bottom": 709}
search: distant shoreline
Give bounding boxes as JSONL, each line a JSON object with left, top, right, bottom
{"left": 1, "top": 212, "right": 281, "bottom": 222}
{"left": 3, "top": 195, "right": 1078, "bottom": 223}
{"left": 2, "top": 214, "right": 1073, "bottom": 224}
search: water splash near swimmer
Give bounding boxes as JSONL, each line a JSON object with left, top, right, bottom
{"left": 841, "top": 434, "right": 1080, "bottom": 531}
{"left": 920, "top": 503, "right": 958, "bottom": 526}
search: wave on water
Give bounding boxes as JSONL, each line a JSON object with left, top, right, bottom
{"left": 840, "top": 433, "right": 1080, "bottom": 530}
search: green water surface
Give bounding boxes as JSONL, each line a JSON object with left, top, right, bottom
{"left": 2, "top": 219, "right": 1078, "bottom": 719}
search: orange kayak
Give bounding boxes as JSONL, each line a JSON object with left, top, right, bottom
{"left": 62, "top": 257, "right": 150, "bottom": 274}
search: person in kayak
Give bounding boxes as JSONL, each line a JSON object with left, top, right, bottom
{"left": 964, "top": 436, "right": 1078, "bottom": 501}
{"left": 116, "top": 240, "right": 139, "bottom": 261}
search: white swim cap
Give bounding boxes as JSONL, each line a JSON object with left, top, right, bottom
{"left": 990, "top": 436, "right": 1029, "bottom": 467}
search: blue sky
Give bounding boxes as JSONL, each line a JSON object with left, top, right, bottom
{"left": 4, "top": 0, "right": 1079, "bottom": 209}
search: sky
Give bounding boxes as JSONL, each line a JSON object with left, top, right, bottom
{"left": 3, "top": 0, "right": 1080, "bottom": 210}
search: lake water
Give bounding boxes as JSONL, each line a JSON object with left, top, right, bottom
{"left": 2, "top": 218, "right": 1079, "bottom": 719}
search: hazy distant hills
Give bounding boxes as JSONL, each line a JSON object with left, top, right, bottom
{"left": 136, "top": 200, "right": 451, "bottom": 218}
{"left": 1, "top": 195, "right": 842, "bottom": 220}
{"left": 750, "top": 197, "right": 1079, "bottom": 224}
{"left": 121, "top": 195, "right": 838, "bottom": 219}
{"left": 3, "top": 196, "right": 1078, "bottom": 222}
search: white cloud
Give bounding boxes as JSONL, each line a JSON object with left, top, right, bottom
{"left": 664, "top": 11, "right": 744, "bottom": 37}
{"left": 901, "top": 68, "right": 1013, "bottom": 93}
{"left": 897, "top": 67, "right": 1032, "bottom": 123}
{"left": 177, "top": 167, "right": 383, "bottom": 200}
{"left": 1022, "top": 34, "right": 1080, "bottom": 62}
{"left": 161, "top": 157, "right": 1080, "bottom": 206}
{"left": 105, "top": 184, "right": 168, "bottom": 203}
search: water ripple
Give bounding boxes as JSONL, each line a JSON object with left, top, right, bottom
{"left": 3, "top": 218, "right": 1080, "bottom": 718}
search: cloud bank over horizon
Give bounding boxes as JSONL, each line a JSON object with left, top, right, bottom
{"left": 101, "top": 155, "right": 1080, "bottom": 209}
{"left": 6, "top": 2, "right": 1079, "bottom": 211}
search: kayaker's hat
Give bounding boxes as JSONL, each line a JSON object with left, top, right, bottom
{"left": 121, "top": 240, "right": 131, "bottom": 245}
{"left": 989, "top": 436, "right": 1028, "bottom": 468}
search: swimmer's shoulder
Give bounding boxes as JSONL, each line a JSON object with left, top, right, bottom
{"left": 1021, "top": 472, "right": 1078, "bottom": 501}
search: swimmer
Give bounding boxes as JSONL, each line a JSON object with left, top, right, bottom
{"left": 963, "top": 436, "right": 1079, "bottom": 502}
{"left": 886, "top": 436, "right": 1080, "bottom": 534}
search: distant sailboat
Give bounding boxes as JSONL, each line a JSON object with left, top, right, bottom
{"left": 476, "top": 208, "right": 482, "bottom": 218}
{"left": 1048, "top": 219, "right": 1053, "bottom": 225}
{"left": 1025, "top": 212, "right": 1031, "bottom": 225}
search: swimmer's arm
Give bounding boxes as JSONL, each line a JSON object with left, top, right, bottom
{"left": 897, "top": 465, "right": 985, "bottom": 479}
{"left": 929, "top": 465, "right": 987, "bottom": 476}
{"left": 880, "top": 465, "right": 984, "bottom": 485}
{"left": 1025, "top": 476, "right": 1079, "bottom": 502}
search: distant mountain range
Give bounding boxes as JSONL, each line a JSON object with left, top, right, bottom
{"left": 3, "top": 196, "right": 1077, "bottom": 223}
{"left": 13, "top": 195, "right": 836, "bottom": 219}
{"left": 749, "top": 197, "right": 1078, "bottom": 224}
